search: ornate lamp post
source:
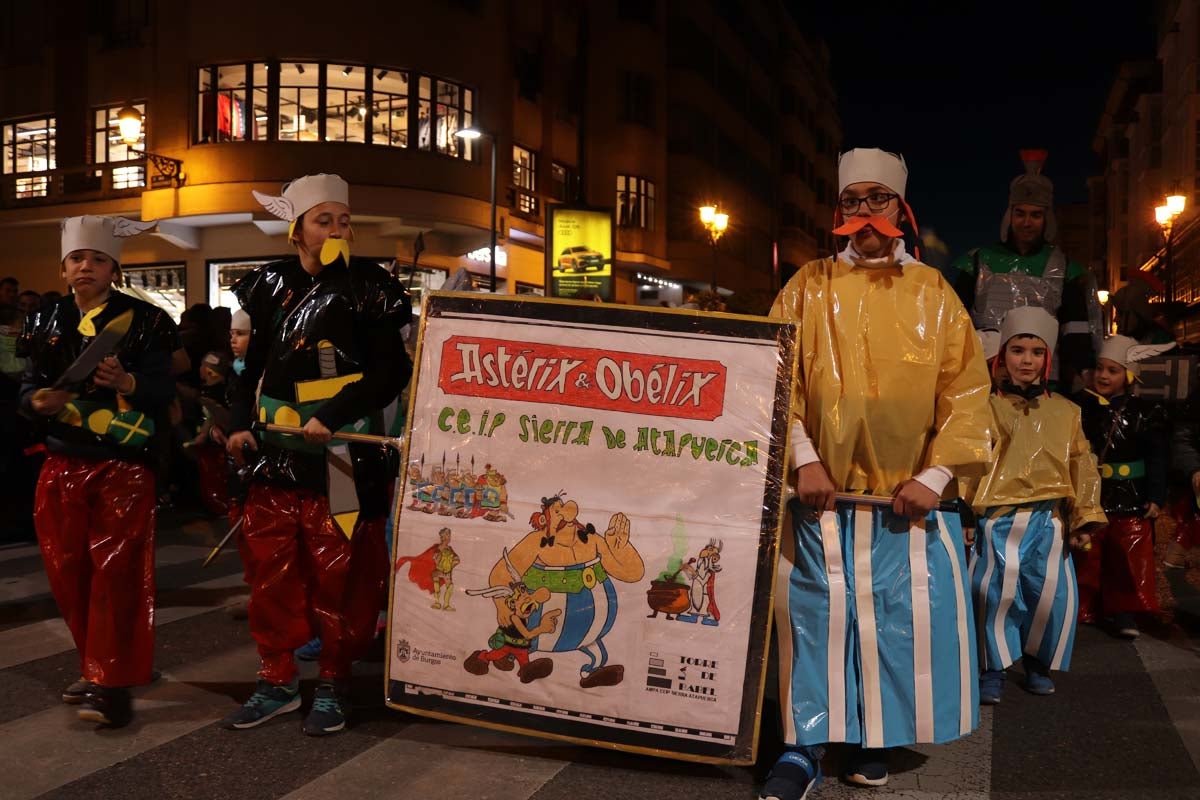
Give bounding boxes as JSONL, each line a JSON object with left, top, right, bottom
{"left": 1155, "top": 189, "right": 1187, "bottom": 304}
{"left": 116, "top": 104, "right": 183, "bottom": 187}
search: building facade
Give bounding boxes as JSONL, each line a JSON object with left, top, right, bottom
{"left": 1092, "top": 1, "right": 1200, "bottom": 339}
{"left": 0, "top": 0, "right": 838, "bottom": 318}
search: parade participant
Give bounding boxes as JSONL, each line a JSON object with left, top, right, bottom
{"left": 1072, "top": 336, "right": 1171, "bottom": 638}
{"left": 764, "top": 148, "right": 992, "bottom": 798}
{"left": 222, "top": 174, "right": 411, "bottom": 736}
{"left": 192, "top": 350, "right": 232, "bottom": 516}
{"left": 1169, "top": 402, "right": 1200, "bottom": 569}
{"left": 968, "top": 306, "right": 1105, "bottom": 705}
{"left": 20, "top": 215, "right": 176, "bottom": 727}
{"left": 948, "top": 150, "right": 1101, "bottom": 388}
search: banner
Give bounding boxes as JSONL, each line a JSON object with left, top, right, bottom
{"left": 386, "top": 293, "right": 797, "bottom": 764}
{"left": 547, "top": 207, "right": 614, "bottom": 301}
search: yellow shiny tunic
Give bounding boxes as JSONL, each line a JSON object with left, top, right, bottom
{"left": 770, "top": 256, "right": 993, "bottom": 494}
{"left": 964, "top": 392, "right": 1106, "bottom": 532}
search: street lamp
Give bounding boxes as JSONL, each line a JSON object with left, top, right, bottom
{"left": 455, "top": 127, "right": 498, "bottom": 292}
{"left": 699, "top": 205, "right": 729, "bottom": 292}
{"left": 1156, "top": 189, "right": 1187, "bottom": 304}
{"left": 116, "top": 104, "right": 184, "bottom": 187}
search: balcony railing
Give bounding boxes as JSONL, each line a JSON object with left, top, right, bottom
{"left": 0, "top": 161, "right": 148, "bottom": 209}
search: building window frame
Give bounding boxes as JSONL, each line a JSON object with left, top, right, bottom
{"left": 513, "top": 144, "right": 538, "bottom": 217}
{"left": 617, "top": 174, "right": 655, "bottom": 230}
{"left": 93, "top": 101, "right": 146, "bottom": 190}
{"left": 2, "top": 114, "right": 56, "bottom": 199}
{"left": 120, "top": 261, "right": 187, "bottom": 322}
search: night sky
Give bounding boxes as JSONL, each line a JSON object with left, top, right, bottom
{"left": 795, "top": 2, "right": 1158, "bottom": 260}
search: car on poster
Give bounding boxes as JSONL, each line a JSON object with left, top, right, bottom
{"left": 557, "top": 245, "right": 606, "bottom": 273}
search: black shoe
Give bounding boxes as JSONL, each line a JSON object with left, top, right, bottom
{"left": 843, "top": 746, "right": 889, "bottom": 787}
{"left": 78, "top": 686, "right": 133, "bottom": 728}
{"left": 302, "top": 683, "right": 347, "bottom": 736}
{"left": 1111, "top": 612, "right": 1140, "bottom": 639}
{"left": 62, "top": 677, "right": 94, "bottom": 705}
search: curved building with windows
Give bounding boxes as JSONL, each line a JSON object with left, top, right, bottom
{"left": 0, "top": 0, "right": 838, "bottom": 315}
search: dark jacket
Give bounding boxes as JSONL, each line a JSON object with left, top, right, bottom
{"left": 1073, "top": 390, "right": 1168, "bottom": 515}
{"left": 229, "top": 255, "right": 412, "bottom": 493}
{"left": 19, "top": 291, "right": 179, "bottom": 461}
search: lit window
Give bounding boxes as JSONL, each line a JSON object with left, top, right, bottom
{"left": 93, "top": 102, "right": 145, "bottom": 189}
{"left": 419, "top": 76, "right": 474, "bottom": 160}
{"left": 196, "top": 64, "right": 259, "bottom": 143}
{"left": 277, "top": 62, "right": 320, "bottom": 142}
{"left": 325, "top": 64, "right": 367, "bottom": 144}
{"left": 513, "top": 145, "right": 538, "bottom": 216}
{"left": 616, "top": 175, "right": 655, "bottom": 230}
{"left": 2, "top": 116, "right": 56, "bottom": 198}
{"left": 372, "top": 69, "right": 409, "bottom": 148}
{"left": 120, "top": 264, "right": 186, "bottom": 322}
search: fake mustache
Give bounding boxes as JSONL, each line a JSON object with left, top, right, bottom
{"left": 832, "top": 215, "right": 904, "bottom": 238}
{"left": 319, "top": 237, "right": 351, "bottom": 266}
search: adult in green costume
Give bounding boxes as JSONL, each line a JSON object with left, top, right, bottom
{"left": 947, "top": 150, "right": 1102, "bottom": 388}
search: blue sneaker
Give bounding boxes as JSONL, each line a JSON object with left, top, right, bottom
{"left": 220, "top": 679, "right": 301, "bottom": 729}
{"left": 296, "top": 637, "right": 322, "bottom": 661}
{"left": 760, "top": 749, "right": 822, "bottom": 800}
{"left": 1022, "top": 654, "right": 1055, "bottom": 696}
{"left": 302, "top": 682, "right": 346, "bottom": 736}
{"left": 979, "top": 669, "right": 1005, "bottom": 705}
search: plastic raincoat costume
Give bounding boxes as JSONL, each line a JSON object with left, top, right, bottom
{"left": 1071, "top": 336, "right": 1171, "bottom": 621}
{"left": 966, "top": 307, "right": 1105, "bottom": 675}
{"left": 20, "top": 216, "right": 177, "bottom": 694}
{"left": 770, "top": 148, "right": 991, "bottom": 749}
{"left": 229, "top": 175, "right": 412, "bottom": 687}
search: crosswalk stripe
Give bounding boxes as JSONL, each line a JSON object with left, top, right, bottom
{"left": 1134, "top": 634, "right": 1200, "bottom": 776}
{"left": 0, "top": 544, "right": 215, "bottom": 603}
{"left": 3, "top": 643, "right": 261, "bottom": 800}
{"left": 280, "top": 721, "right": 570, "bottom": 800}
{"left": 0, "top": 543, "right": 40, "bottom": 563}
{"left": 0, "top": 571, "right": 247, "bottom": 670}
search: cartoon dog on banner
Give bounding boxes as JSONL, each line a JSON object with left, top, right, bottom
{"left": 487, "top": 492, "right": 644, "bottom": 688}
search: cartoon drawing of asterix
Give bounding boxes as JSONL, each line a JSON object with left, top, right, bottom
{"left": 677, "top": 539, "right": 722, "bottom": 626}
{"left": 488, "top": 491, "right": 644, "bottom": 688}
{"left": 463, "top": 548, "right": 560, "bottom": 683}
{"left": 394, "top": 527, "right": 461, "bottom": 610}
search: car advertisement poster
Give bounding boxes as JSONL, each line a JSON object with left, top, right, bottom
{"left": 547, "top": 207, "right": 614, "bottom": 301}
{"left": 385, "top": 293, "right": 797, "bottom": 764}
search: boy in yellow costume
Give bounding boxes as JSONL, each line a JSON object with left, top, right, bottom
{"left": 967, "top": 306, "right": 1104, "bottom": 705}
{"left": 763, "top": 148, "right": 992, "bottom": 799}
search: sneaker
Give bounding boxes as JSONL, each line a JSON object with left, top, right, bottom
{"left": 760, "top": 749, "right": 822, "bottom": 800}
{"left": 979, "top": 670, "right": 1005, "bottom": 705}
{"left": 302, "top": 683, "right": 346, "bottom": 736}
{"left": 78, "top": 686, "right": 133, "bottom": 728}
{"left": 1022, "top": 655, "right": 1055, "bottom": 696}
{"left": 220, "top": 679, "right": 301, "bottom": 729}
{"left": 62, "top": 677, "right": 93, "bottom": 705}
{"left": 843, "top": 746, "right": 889, "bottom": 787}
{"left": 295, "top": 638, "right": 322, "bottom": 661}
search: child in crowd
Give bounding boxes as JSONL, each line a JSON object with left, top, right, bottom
{"left": 966, "top": 306, "right": 1105, "bottom": 705}
{"left": 1072, "top": 336, "right": 1172, "bottom": 638}
{"left": 192, "top": 350, "right": 233, "bottom": 516}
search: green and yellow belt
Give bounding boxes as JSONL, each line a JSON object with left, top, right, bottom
{"left": 1099, "top": 460, "right": 1145, "bottom": 480}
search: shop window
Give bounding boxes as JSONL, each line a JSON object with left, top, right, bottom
{"left": 513, "top": 145, "right": 538, "bottom": 216}
{"left": 93, "top": 102, "right": 145, "bottom": 189}
{"left": 325, "top": 64, "right": 367, "bottom": 144}
{"left": 120, "top": 263, "right": 186, "bottom": 322}
{"left": 196, "top": 64, "right": 261, "bottom": 143}
{"left": 372, "top": 69, "right": 409, "bottom": 147}
{"left": 2, "top": 115, "right": 56, "bottom": 198}
{"left": 420, "top": 77, "right": 474, "bottom": 159}
{"left": 617, "top": 175, "right": 654, "bottom": 230}
{"left": 277, "top": 62, "right": 320, "bottom": 142}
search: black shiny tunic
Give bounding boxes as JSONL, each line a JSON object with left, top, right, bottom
{"left": 1072, "top": 390, "right": 1168, "bottom": 515}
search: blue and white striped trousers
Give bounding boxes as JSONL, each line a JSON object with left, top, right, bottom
{"left": 970, "top": 500, "right": 1077, "bottom": 672}
{"left": 775, "top": 498, "right": 979, "bottom": 748}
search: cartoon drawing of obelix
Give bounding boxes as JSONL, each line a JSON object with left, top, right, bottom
{"left": 488, "top": 493, "right": 644, "bottom": 688}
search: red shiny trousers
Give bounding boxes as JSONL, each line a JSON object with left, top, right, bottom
{"left": 194, "top": 442, "right": 230, "bottom": 517}
{"left": 240, "top": 483, "right": 388, "bottom": 684}
{"left": 1075, "top": 514, "right": 1160, "bottom": 621}
{"left": 34, "top": 454, "right": 156, "bottom": 688}
{"left": 1169, "top": 494, "right": 1200, "bottom": 549}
